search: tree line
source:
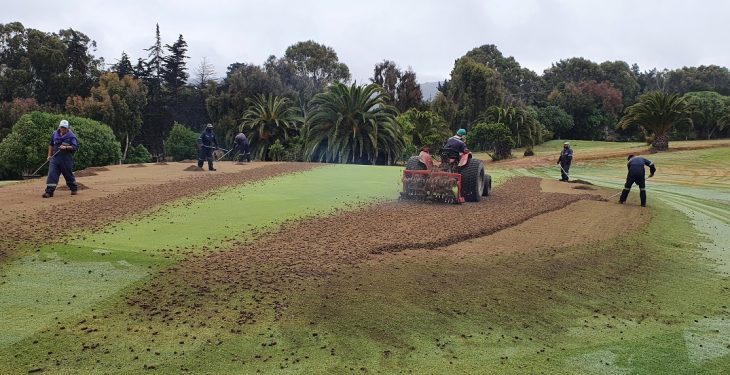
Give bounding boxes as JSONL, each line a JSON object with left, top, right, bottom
{"left": 1, "top": 22, "right": 728, "bottom": 165}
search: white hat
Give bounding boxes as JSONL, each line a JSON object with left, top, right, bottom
{"left": 59, "top": 120, "right": 70, "bottom": 129}
{"left": 563, "top": 141, "right": 570, "bottom": 145}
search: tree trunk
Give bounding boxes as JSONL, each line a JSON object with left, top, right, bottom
{"left": 651, "top": 133, "right": 669, "bottom": 151}
{"left": 122, "top": 133, "right": 130, "bottom": 164}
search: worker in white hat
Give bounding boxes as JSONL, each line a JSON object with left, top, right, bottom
{"left": 557, "top": 141, "right": 573, "bottom": 181}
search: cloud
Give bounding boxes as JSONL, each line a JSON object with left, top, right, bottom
{"left": 4, "top": 0, "right": 730, "bottom": 83}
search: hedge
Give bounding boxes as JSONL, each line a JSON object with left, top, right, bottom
{"left": 0, "top": 112, "right": 121, "bottom": 178}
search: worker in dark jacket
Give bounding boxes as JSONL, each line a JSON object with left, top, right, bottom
{"left": 234, "top": 132, "right": 251, "bottom": 162}
{"left": 619, "top": 154, "right": 656, "bottom": 207}
{"left": 43, "top": 120, "right": 78, "bottom": 198}
{"left": 197, "top": 123, "right": 218, "bottom": 171}
{"left": 557, "top": 142, "right": 573, "bottom": 181}
{"left": 444, "top": 128, "right": 468, "bottom": 154}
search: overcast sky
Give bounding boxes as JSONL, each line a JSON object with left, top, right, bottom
{"left": 5, "top": 0, "right": 730, "bottom": 83}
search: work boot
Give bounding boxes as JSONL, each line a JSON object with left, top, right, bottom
{"left": 71, "top": 190, "right": 78, "bottom": 195}
{"left": 42, "top": 192, "right": 53, "bottom": 198}
{"left": 209, "top": 168, "right": 216, "bottom": 171}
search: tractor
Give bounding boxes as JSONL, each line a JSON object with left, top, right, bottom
{"left": 400, "top": 148, "right": 491, "bottom": 204}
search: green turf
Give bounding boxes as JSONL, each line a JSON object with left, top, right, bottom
{"left": 256, "top": 202, "right": 727, "bottom": 374}
{"left": 0, "top": 164, "right": 404, "bottom": 352}
{"left": 1, "top": 143, "right": 729, "bottom": 373}
{"left": 73, "top": 165, "right": 402, "bottom": 253}
{"left": 13, "top": 194, "right": 721, "bottom": 374}
{"left": 0, "top": 250, "right": 150, "bottom": 346}
{"left": 473, "top": 139, "right": 647, "bottom": 161}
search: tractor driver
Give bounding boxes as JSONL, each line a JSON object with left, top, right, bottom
{"left": 444, "top": 128, "right": 468, "bottom": 155}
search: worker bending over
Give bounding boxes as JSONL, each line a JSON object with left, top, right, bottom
{"left": 619, "top": 154, "right": 656, "bottom": 207}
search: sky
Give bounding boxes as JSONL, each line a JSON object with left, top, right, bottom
{"left": 4, "top": 0, "right": 730, "bottom": 83}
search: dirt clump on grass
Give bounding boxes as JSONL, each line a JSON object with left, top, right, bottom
{"left": 569, "top": 179, "right": 594, "bottom": 185}
{"left": 125, "top": 177, "right": 607, "bottom": 326}
{"left": 87, "top": 166, "right": 110, "bottom": 172}
{"left": 184, "top": 165, "right": 204, "bottom": 171}
{"left": 73, "top": 169, "right": 98, "bottom": 177}
{"left": 127, "top": 163, "right": 147, "bottom": 168}
{"left": 572, "top": 185, "right": 595, "bottom": 190}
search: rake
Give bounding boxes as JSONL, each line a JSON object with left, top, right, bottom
{"left": 22, "top": 149, "right": 60, "bottom": 179}
{"left": 216, "top": 147, "right": 235, "bottom": 161}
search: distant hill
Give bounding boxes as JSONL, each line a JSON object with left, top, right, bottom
{"left": 419, "top": 81, "right": 441, "bottom": 102}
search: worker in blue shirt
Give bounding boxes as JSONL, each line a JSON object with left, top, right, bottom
{"left": 197, "top": 123, "right": 218, "bottom": 171}
{"left": 557, "top": 142, "right": 573, "bottom": 181}
{"left": 619, "top": 154, "right": 657, "bottom": 207}
{"left": 43, "top": 120, "right": 78, "bottom": 198}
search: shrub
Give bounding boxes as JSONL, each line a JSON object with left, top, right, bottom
{"left": 468, "top": 122, "right": 514, "bottom": 161}
{"left": 123, "top": 144, "right": 152, "bottom": 164}
{"left": 0, "top": 111, "right": 121, "bottom": 178}
{"left": 282, "top": 136, "right": 305, "bottom": 162}
{"left": 164, "top": 123, "right": 198, "bottom": 161}
{"left": 267, "top": 140, "right": 285, "bottom": 161}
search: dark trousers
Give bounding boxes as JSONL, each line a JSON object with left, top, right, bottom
{"left": 619, "top": 173, "right": 647, "bottom": 205}
{"left": 560, "top": 163, "right": 570, "bottom": 181}
{"left": 237, "top": 144, "right": 251, "bottom": 162}
{"left": 198, "top": 148, "right": 214, "bottom": 170}
{"left": 45, "top": 156, "right": 77, "bottom": 194}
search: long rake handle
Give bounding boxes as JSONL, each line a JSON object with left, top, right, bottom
{"left": 202, "top": 145, "right": 230, "bottom": 152}
{"left": 216, "top": 148, "right": 235, "bottom": 161}
{"left": 30, "top": 149, "right": 60, "bottom": 176}
{"left": 559, "top": 164, "right": 569, "bottom": 177}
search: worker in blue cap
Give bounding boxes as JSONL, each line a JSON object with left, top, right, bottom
{"left": 43, "top": 119, "right": 78, "bottom": 198}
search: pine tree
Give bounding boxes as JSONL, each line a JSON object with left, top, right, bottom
{"left": 162, "top": 34, "right": 189, "bottom": 94}
{"left": 144, "top": 24, "right": 164, "bottom": 83}
{"left": 113, "top": 51, "right": 134, "bottom": 78}
{"left": 133, "top": 58, "right": 147, "bottom": 80}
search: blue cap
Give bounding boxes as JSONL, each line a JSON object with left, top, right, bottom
{"left": 456, "top": 128, "right": 466, "bottom": 136}
{"left": 59, "top": 120, "right": 70, "bottom": 129}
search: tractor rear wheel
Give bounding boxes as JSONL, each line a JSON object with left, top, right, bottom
{"left": 460, "top": 159, "right": 485, "bottom": 202}
{"left": 405, "top": 156, "right": 426, "bottom": 170}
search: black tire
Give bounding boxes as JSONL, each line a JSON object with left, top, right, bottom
{"left": 482, "top": 174, "right": 492, "bottom": 197}
{"left": 460, "top": 159, "right": 485, "bottom": 202}
{"left": 405, "top": 155, "right": 426, "bottom": 171}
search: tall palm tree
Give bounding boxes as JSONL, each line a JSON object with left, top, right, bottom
{"left": 618, "top": 91, "right": 692, "bottom": 151}
{"left": 304, "top": 82, "right": 404, "bottom": 164}
{"left": 240, "top": 94, "right": 302, "bottom": 160}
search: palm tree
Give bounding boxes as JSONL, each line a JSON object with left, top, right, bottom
{"left": 304, "top": 82, "right": 404, "bottom": 164}
{"left": 483, "top": 105, "right": 540, "bottom": 149}
{"left": 618, "top": 91, "right": 692, "bottom": 151}
{"left": 240, "top": 94, "right": 302, "bottom": 160}
{"left": 400, "top": 109, "right": 451, "bottom": 151}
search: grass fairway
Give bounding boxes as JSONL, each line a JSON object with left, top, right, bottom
{"left": 0, "top": 164, "right": 402, "bottom": 352}
{"left": 1, "top": 143, "right": 729, "bottom": 374}
{"left": 73, "top": 164, "right": 402, "bottom": 252}
{"left": 271, "top": 203, "right": 728, "bottom": 374}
